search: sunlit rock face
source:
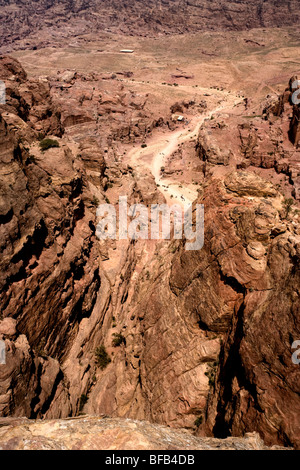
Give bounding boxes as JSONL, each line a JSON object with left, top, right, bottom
{"left": 0, "top": 416, "right": 287, "bottom": 450}
{"left": 0, "top": 52, "right": 299, "bottom": 451}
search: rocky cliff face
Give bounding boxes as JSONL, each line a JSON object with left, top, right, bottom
{"left": 290, "top": 101, "right": 300, "bottom": 149}
{"left": 80, "top": 172, "right": 299, "bottom": 448}
{"left": 177, "top": 175, "right": 300, "bottom": 448}
{"left": 0, "top": 0, "right": 299, "bottom": 51}
{"left": 0, "top": 56, "right": 299, "bottom": 449}
{"left": 0, "top": 56, "right": 102, "bottom": 418}
{"left": 0, "top": 55, "right": 165, "bottom": 420}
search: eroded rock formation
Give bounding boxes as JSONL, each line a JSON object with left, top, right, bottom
{"left": 0, "top": 416, "right": 285, "bottom": 450}
{"left": 0, "top": 56, "right": 102, "bottom": 417}
{"left": 0, "top": 57, "right": 299, "bottom": 449}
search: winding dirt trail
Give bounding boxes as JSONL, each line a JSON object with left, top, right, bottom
{"left": 128, "top": 90, "right": 242, "bottom": 206}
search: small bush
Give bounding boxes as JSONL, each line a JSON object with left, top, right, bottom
{"left": 194, "top": 416, "right": 203, "bottom": 427}
{"left": 95, "top": 345, "right": 111, "bottom": 369}
{"left": 26, "top": 154, "right": 37, "bottom": 164}
{"left": 283, "top": 197, "right": 294, "bottom": 218}
{"left": 92, "top": 196, "right": 99, "bottom": 207}
{"left": 205, "top": 362, "right": 217, "bottom": 387}
{"left": 141, "top": 143, "right": 147, "bottom": 148}
{"left": 39, "top": 138, "right": 60, "bottom": 151}
{"left": 112, "top": 333, "right": 125, "bottom": 347}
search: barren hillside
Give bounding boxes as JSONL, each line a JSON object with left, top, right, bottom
{"left": 0, "top": 0, "right": 300, "bottom": 52}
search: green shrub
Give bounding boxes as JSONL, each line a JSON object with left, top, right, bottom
{"left": 112, "top": 333, "right": 125, "bottom": 347}
{"left": 194, "top": 416, "right": 203, "bottom": 427}
{"left": 205, "top": 362, "right": 217, "bottom": 387}
{"left": 95, "top": 345, "right": 111, "bottom": 369}
{"left": 39, "top": 138, "right": 60, "bottom": 151}
{"left": 283, "top": 197, "right": 294, "bottom": 218}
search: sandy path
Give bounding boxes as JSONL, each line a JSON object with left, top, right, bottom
{"left": 128, "top": 91, "right": 241, "bottom": 206}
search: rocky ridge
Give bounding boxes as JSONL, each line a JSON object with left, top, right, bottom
{"left": 0, "top": 0, "right": 300, "bottom": 52}
{"left": 0, "top": 416, "right": 287, "bottom": 450}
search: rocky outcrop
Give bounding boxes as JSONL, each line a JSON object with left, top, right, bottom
{"left": 196, "top": 131, "right": 231, "bottom": 166}
{"left": 195, "top": 77, "right": 300, "bottom": 201}
{"left": 290, "top": 106, "right": 300, "bottom": 147}
{"left": 0, "top": 324, "right": 70, "bottom": 418}
{"left": 0, "top": 416, "right": 285, "bottom": 450}
{"left": 49, "top": 70, "right": 164, "bottom": 146}
{"left": 0, "top": 56, "right": 63, "bottom": 138}
{"left": 170, "top": 176, "right": 300, "bottom": 448}
{"left": 75, "top": 171, "right": 299, "bottom": 449}
{"left": 224, "top": 171, "right": 277, "bottom": 197}
{"left": 0, "top": 57, "right": 103, "bottom": 418}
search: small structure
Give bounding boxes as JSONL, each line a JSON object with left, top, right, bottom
{"left": 171, "top": 114, "right": 185, "bottom": 122}
{"left": 120, "top": 49, "right": 134, "bottom": 54}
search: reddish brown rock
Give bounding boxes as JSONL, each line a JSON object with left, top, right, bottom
{"left": 0, "top": 56, "right": 299, "bottom": 451}
{"left": 0, "top": 1, "right": 299, "bottom": 52}
{"left": 0, "top": 58, "right": 102, "bottom": 418}
{"left": 290, "top": 105, "right": 300, "bottom": 147}
{"left": 0, "top": 416, "right": 285, "bottom": 450}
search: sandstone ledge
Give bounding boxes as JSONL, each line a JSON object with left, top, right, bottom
{"left": 0, "top": 416, "right": 286, "bottom": 450}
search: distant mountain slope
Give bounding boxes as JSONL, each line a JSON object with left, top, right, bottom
{"left": 0, "top": 0, "right": 299, "bottom": 50}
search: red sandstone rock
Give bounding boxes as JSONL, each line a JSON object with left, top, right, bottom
{"left": 0, "top": 57, "right": 299, "bottom": 451}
